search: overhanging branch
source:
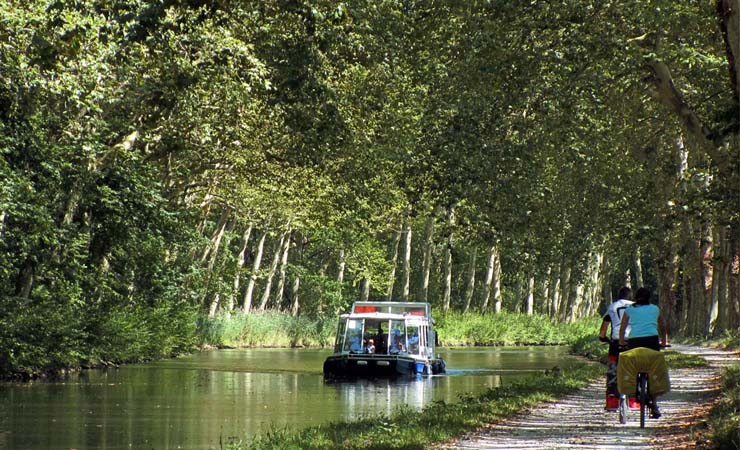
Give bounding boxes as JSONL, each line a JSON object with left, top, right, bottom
{"left": 644, "top": 60, "right": 729, "bottom": 172}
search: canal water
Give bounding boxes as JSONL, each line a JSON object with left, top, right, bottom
{"left": 0, "top": 346, "right": 580, "bottom": 450}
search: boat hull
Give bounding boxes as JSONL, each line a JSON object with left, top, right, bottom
{"left": 323, "top": 354, "right": 445, "bottom": 378}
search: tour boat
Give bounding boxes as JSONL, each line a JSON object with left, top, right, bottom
{"left": 323, "top": 301, "right": 446, "bottom": 378}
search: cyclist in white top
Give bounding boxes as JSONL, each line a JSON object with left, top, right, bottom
{"left": 598, "top": 287, "right": 633, "bottom": 409}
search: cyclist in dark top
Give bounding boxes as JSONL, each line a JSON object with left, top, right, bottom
{"left": 618, "top": 287, "right": 668, "bottom": 418}
{"left": 618, "top": 287, "right": 667, "bottom": 351}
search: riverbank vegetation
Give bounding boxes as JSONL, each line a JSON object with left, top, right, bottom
{"left": 197, "top": 310, "right": 335, "bottom": 348}
{"left": 197, "top": 309, "right": 602, "bottom": 349}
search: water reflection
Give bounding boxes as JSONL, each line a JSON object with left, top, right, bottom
{"left": 0, "top": 346, "right": 577, "bottom": 450}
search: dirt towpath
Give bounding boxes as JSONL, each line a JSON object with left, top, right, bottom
{"left": 436, "top": 344, "right": 739, "bottom": 450}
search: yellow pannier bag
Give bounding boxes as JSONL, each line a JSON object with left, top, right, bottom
{"left": 617, "top": 347, "right": 670, "bottom": 396}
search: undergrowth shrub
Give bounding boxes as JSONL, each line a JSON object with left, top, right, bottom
{"left": 708, "top": 365, "right": 740, "bottom": 449}
{"left": 1, "top": 296, "right": 198, "bottom": 377}
{"left": 198, "top": 310, "right": 334, "bottom": 348}
{"left": 435, "top": 311, "right": 600, "bottom": 347}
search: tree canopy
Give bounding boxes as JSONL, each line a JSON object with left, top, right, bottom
{"left": 1, "top": 0, "right": 738, "bottom": 375}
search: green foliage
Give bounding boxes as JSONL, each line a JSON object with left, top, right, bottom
{"left": 293, "top": 273, "right": 346, "bottom": 319}
{"left": 435, "top": 312, "right": 601, "bottom": 347}
{"left": 197, "top": 310, "right": 335, "bottom": 349}
{"left": 716, "top": 329, "right": 740, "bottom": 350}
{"left": 570, "top": 335, "right": 609, "bottom": 363}
{"left": 0, "top": 297, "right": 83, "bottom": 375}
{"left": 0, "top": 296, "right": 196, "bottom": 377}
{"left": 88, "top": 302, "right": 198, "bottom": 364}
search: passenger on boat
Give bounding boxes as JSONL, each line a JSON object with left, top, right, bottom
{"left": 375, "top": 324, "right": 387, "bottom": 354}
{"left": 390, "top": 336, "right": 405, "bottom": 354}
{"left": 365, "top": 339, "right": 376, "bottom": 354}
{"left": 408, "top": 334, "right": 419, "bottom": 354}
{"left": 349, "top": 336, "right": 362, "bottom": 353}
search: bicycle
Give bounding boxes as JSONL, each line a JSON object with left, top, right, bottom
{"left": 617, "top": 344, "right": 670, "bottom": 428}
{"left": 618, "top": 371, "right": 651, "bottom": 426}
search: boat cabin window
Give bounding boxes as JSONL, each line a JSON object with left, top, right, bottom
{"left": 389, "top": 320, "right": 406, "bottom": 353}
{"left": 364, "top": 319, "right": 390, "bottom": 354}
{"left": 406, "top": 324, "right": 422, "bottom": 355}
{"left": 340, "top": 319, "right": 364, "bottom": 353}
{"left": 334, "top": 318, "right": 347, "bottom": 353}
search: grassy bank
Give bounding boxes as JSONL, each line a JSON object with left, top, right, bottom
{"left": 436, "top": 311, "right": 600, "bottom": 346}
{"left": 196, "top": 310, "right": 335, "bottom": 348}
{"left": 1, "top": 297, "right": 198, "bottom": 379}
{"left": 706, "top": 365, "right": 740, "bottom": 449}
{"left": 690, "top": 329, "right": 740, "bottom": 450}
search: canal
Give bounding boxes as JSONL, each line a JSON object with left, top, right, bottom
{"left": 0, "top": 346, "right": 581, "bottom": 450}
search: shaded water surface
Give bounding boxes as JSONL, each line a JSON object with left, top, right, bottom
{"left": 0, "top": 346, "right": 580, "bottom": 450}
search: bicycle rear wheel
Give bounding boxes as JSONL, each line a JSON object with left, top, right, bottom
{"left": 638, "top": 373, "right": 648, "bottom": 428}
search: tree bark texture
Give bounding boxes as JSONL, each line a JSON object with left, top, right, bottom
{"left": 526, "top": 274, "right": 534, "bottom": 316}
{"left": 360, "top": 277, "right": 370, "bottom": 301}
{"left": 337, "top": 249, "right": 346, "bottom": 285}
{"left": 201, "top": 209, "right": 230, "bottom": 266}
{"left": 633, "top": 248, "right": 644, "bottom": 288}
{"left": 290, "top": 234, "right": 303, "bottom": 317}
{"left": 242, "top": 229, "right": 267, "bottom": 313}
{"left": 717, "top": 0, "right": 740, "bottom": 104}
{"left": 549, "top": 266, "right": 561, "bottom": 317}
{"left": 291, "top": 275, "right": 300, "bottom": 317}
{"left": 443, "top": 206, "right": 455, "bottom": 312}
{"left": 540, "top": 268, "right": 551, "bottom": 315}
{"left": 464, "top": 247, "right": 477, "bottom": 313}
{"left": 558, "top": 263, "right": 571, "bottom": 322}
{"left": 258, "top": 231, "right": 287, "bottom": 311}
{"left": 645, "top": 60, "right": 724, "bottom": 166}
{"left": 274, "top": 229, "right": 292, "bottom": 311}
{"left": 402, "top": 213, "right": 412, "bottom": 302}
{"left": 420, "top": 212, "right": 436, "bottom": 302}
{"left": 730, "top": 230, "right": 740, "bottom": 329}
{"left": 492, "top": 248, "right": 502, "bottom": 314}
{"left": 656, "top": 239, "right": 680, "bottom": 335}
{"left": 480, "top": 245, "right": 496, "bottom": 313}
{"left": 229, "top": 223, "right": 253, "bottom": 315}
{"left": 206, "top": 213, "right": 232, "bottom": 316}
{"left": 387, "top": 226, "right": 402, "bottom": 301}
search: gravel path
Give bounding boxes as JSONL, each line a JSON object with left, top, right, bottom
{"left": 436, "top": 345, "right": 739, "bottom": 450}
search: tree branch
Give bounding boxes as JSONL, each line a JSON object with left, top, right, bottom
{"left": 717, "top": 0, "right": 740, "bottom": 104}
{"left": 644, "top": 60, "right": 729, "bottom": 172}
